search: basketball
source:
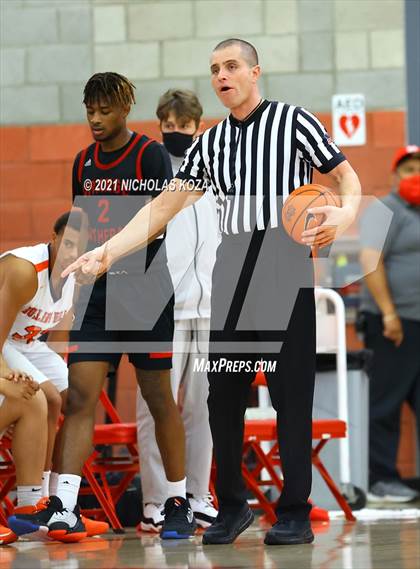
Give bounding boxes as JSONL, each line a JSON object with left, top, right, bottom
{"left": 281, "top": 184, "right": 341, "bottom": 243}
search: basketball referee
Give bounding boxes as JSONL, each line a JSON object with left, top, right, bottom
{"left": 65, "top": 39, "right": 361, "bottom": 546}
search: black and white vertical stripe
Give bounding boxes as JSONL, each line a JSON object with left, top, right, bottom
{"left": 177, "top": 101, "right": 345, "bottom": 235}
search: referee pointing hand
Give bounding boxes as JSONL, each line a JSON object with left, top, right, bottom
{"left": 65, "top": 39, "right": 361, "bottom": 546}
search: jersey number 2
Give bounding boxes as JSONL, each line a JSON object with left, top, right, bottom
{"left": 97, "top": 198, "right": 110, "bottom": 224}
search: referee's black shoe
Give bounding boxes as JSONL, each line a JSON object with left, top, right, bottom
{"left": 264, "top": 519, "right": 314, "bottom": 545}
{"left": 161, "top": 497, "right": 196, "bottom": 539}
{"left": 202, "top": 504, "right": 254, "bottom": 545}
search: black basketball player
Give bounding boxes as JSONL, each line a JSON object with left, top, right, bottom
{"left": 13, "top": 73, "right": 195, "bottom": 541}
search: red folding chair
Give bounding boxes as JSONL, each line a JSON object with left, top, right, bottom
{"left": 242, "top": 372, "right": 356, "bottom": 522}
{"left": 0, "top": 435, "right": 16, "bottom": 525}
{"left": 0, "top": 393, "right": 139, "bottom": 532}
{"left": 79, "top": 390, "right": 139, "bottom": 533}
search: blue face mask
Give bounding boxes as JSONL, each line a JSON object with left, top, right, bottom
{"left": 162, "top": 131, "right": 194, "bottom": 157}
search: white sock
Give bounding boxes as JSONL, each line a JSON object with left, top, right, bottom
{"left": 56, "top": 474, "right": 81, "bottom": 511}
{"left": 17, "top": 485, "right": 42, "bottom": 508}
{"left": 167, "top": 478, "right": 186, "bottom": 500}
{"left": 49, "top": 472, "right": 59, "bottom": 496}
{"left": 41, "top": 471, "right": 51, "bottom": 498}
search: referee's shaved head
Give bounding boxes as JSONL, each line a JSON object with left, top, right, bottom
{"left": 213, "top": 38, "right": 259, "bottom": 67}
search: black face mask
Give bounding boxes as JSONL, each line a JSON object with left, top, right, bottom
{"left": 162, "top": 131, "right": 194, "bottom": 157}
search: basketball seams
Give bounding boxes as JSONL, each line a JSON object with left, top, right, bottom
{"left": 282, "top": 184, "right": 341, "bottom": 241}
{"left": 288, "top": 190, "right": 323, "bottom": 238}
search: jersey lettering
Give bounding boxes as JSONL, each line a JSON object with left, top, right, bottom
{"left": 21, "top": 306, "right": 65, "bottom": 325}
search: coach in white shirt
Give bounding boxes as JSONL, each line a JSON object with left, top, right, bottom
{"left": 136, "top": 90, "right": 220, "bottom": 531}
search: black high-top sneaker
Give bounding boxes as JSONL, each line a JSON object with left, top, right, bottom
{"left": 161, "top": 496, "right": 196, "bottom": 539}
{"left": 8, "top": 496, "right": 87, "bottom": 543}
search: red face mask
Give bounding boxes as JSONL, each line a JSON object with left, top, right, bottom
{"left": 399, "top": 174, "right": 420, "bottom": 206}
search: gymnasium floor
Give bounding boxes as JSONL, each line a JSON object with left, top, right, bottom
{"left": 1, "top": 514, "right": 419, "bottom": 569}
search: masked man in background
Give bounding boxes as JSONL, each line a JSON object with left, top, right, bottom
{"left": 359, "top": 145, "right": 420, "bottom": 503}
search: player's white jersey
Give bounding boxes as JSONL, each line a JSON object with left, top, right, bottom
{"left": 1, "top": 243, "right": 75, "bottom": 344}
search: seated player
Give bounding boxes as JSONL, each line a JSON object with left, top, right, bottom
{"left": 0, "top": 211, "right": 108, "bottom": 539}
{"left": 0, "top": 372, "right": 47, "bottom": 545}
{"left": 137, "top": 89, "right": 219, "bottom": 531}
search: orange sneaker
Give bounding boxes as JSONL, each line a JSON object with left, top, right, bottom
{"left": 41, "top": 499, "right": 108, "bottom": 537}
{"left": 38, "top": 497, "right": 49, "bottom": 508}
{"left": 8, "top": 496, "right": 87, "bottom": 543}
{"left": 8, "top": 502, "right": 51, "bottom": 541}
{"left": 0, "top": 524, "right": 18, "bottom": 545}
{"left": 81, "top": 516, "right": 109, "bottom": 537}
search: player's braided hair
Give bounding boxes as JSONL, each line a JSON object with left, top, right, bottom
{"left": 83, "top": 72, "right": 136, "bottom": 107}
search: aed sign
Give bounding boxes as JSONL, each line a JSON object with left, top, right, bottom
{"left": 332, "top": 94, "right": 366, "bottom": 147}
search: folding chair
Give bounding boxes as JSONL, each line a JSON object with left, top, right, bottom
{"left": 243, "top": 412, "right": 355, "bottom": 522}
{"left": 79, "top": 390, "right": 139, "bottom": 533}
{"left": 0, "top": 435, "right": 16, "bottom": 525}
{"left": 0, "top": 396, "right": 139, "bottom": 532}
{"left": 242, "top": 285, "right": 358, "bottom": 523}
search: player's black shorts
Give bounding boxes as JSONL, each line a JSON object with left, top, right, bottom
{"left": 68, "top": 268, "right": 174, "bottom": 371}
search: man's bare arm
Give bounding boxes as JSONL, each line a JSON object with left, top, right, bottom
{"left": 360, "top": 248, "right": 403, "bottom": 346}
{"left": 302, "top": 160, "right": 361, "bottom": 247}
{"left": 326, "top": 160, "right": 361, "bottom": 214}
{"left": 63, "top": 179, "right": 204, "bottom": 278}
{"left": 360, "top": 250, "right": 395, "bottom": 316}
{"left": 107, "top": 180, "right": 203, "bottom": 261}
{"left": 0, "top": 256, "right": 38, "bottom": 375}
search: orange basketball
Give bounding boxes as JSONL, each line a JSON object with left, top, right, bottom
{"left": 281, "top": 184, "right": 341, "bottom": 243}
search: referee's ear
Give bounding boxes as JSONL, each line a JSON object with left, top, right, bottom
{"left": 251, "top": 65, "right": 261, "bottom": 82}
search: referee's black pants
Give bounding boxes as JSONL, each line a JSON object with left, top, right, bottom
{"left": 208, "top": 227, "right": 316, "bottom": 521}
{"left": 363, "top": 312, "right": 420, "bottom": 486}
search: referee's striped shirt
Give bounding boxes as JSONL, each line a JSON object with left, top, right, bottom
{"left": 176, "top": 100, "right": 346, "bottom": 235}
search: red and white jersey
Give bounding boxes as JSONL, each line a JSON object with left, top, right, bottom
{"left": 1, "top": 243, "right": 75, "bottom": 344}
